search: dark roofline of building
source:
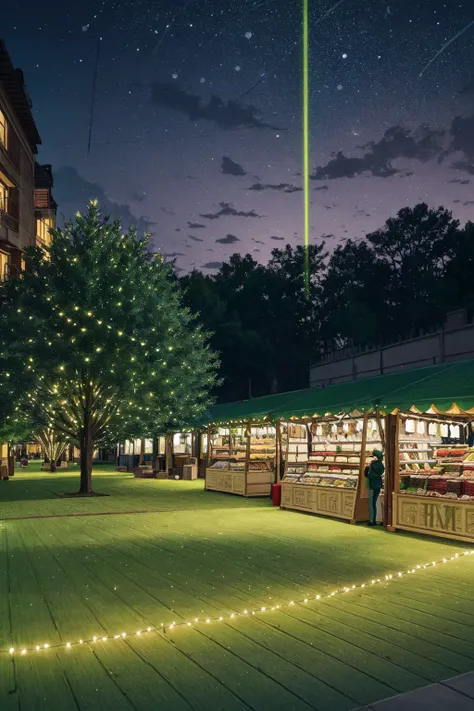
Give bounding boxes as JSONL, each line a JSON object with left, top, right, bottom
{"left": 0, "top": 39, "right": 42, "bottom": 152}
{"left": 35, "top": 162, "right": 54, "bottom": 188}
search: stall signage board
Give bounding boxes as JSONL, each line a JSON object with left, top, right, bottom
{"left": 394, "top": 493, "right": 474, "bottom": 541}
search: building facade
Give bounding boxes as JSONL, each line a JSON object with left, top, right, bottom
{"left": 0, "top": 39, "right": 41, "bottom": 280}
{"left": 34, "top": 162, "right": 56, "bottom": 251}
{"left": 310, "top": 310, "right": 474, "bottom": 388}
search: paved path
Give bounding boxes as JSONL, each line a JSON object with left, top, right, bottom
{"left": 353, "top": 671, "right": 474, "bottom": 709}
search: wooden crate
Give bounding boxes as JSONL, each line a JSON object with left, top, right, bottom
{"left": 205, "top": 468, "right": 271, "bottom": 497}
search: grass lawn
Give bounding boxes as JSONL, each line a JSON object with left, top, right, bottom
{"left": 1, "top": 462, "right": 474, "bottom": 711}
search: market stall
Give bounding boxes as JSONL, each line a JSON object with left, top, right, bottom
{"left": 205, "top": 422, "right": 276, "bottom": 497}
{"left": 389, "top": 411, "right": 474, "bottom": 542}
{"left": 197, "top": 431, "right": 208, "bottom": 477}
{"left": 169, "top": 431, "right": 197, "bottom": 478}
{"left": 280, "top": 413, "right": 384, "bottom": 522}
{"left": 117, "top": 437, "right": 164, "bottom": 472}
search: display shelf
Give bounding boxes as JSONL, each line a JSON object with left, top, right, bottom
{"left": 390, "top": 413, "right": 474, "bottom": 542}
{"left": 400, "top": 459, "right": 438, "bottom": 466}
{"left": 280, "top": 415, "right": 383, "bottom": 522}
{"left": 206, "top": 425, "right": 276, "bottom": 497}
{"left": 399, "top": 447, "right": 432, "bottom": 452}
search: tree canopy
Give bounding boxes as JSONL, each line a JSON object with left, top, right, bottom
{"left": 182, "top": 203, "right": 474, "bottom": 402}
{"left": 0, "top": 202, "right": 218, "bottom": 492}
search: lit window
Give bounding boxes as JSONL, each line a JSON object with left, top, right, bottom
{"left": 0, "top": 108, "right": 6, "bottom": 149}
{"left": 36, "top": 217, "right": 54, "bottom": 249}
{"left": 0, "top": 181, "right": 7, "bottom": 212}
{"left": 0, "top": 250, "right": 9, "bottom": 281}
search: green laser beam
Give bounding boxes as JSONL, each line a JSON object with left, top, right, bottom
{"left": 303, "top": 0, "right": 310, "bottom": 295}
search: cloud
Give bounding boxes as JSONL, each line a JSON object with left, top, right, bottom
{"left": 321, "top": 233, "right": 335, "bottom": 239}
{"left": 202, "top": 261, "right": 224, "bottom": 269}
{"left": 464, "top": 200, "right": 474, "bottom": 206}
{"left": 187, "top": 221, "right": 206, "bottom": 228}
{"left": 175, "top": 228, "right": 181, "bottom": 232}
{"left": 460, "top": 74, "right": 474, "bottom": 96}
{"left": 252, "top": 238, "right": 265, "bottom": 244}
{"left": 434, "top": 114, "right": 474, "bottom": 175}
{"left": 313, "top": 184, "right": 329, "bottom": 190}
{"left": 451, "top": 160, "right": 474, "bottom": 175}
{"left": 160, "top": 206, "right": 175, "bottom": 215}
{"left": 249, "top": 182, "right": 302, "bottom": 193}
{"left": 200, "top": 202, "right": 263, "bottom": 220}
{"left": 132, "top": 191, "right": 146, "bottom": 202}
{"left": 270, "top": 235, "right": 284, "bottom": 241}
{"left": 188, "top": 234, "right": 204, "bottom": 242}
{"left": 163, "top": 252, "right": 185, "bottom": 258}
{"left": 54, "top": 166, "right": 155, "bottom": 234}
{"left": 450, "top": 115, "right": 474, "bottom": 161}
{"left": 149, "top": 81, "right": 281, "bottom": 130}
{"left": 216, "top": 234, "right": 240, "bottom": 244}
{"left": 311, "top": 124, "right": 445, "bottom": 180}
{"left": 448, "top": 177, "right": 471, "bottom": 184}
{"left": 221, "top": 156, "right": 246, "bottom": 176}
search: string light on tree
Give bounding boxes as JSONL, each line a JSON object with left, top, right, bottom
{"left": 0, "top": 201, "right": 218, "bottom": 494}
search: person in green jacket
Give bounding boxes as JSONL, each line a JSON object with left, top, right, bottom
{"left": 365, "top": 449, "right": 384, "bottom": 526}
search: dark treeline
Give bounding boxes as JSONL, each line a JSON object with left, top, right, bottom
{"left": 181, "top": 203, "right": 474, "bottom": 403}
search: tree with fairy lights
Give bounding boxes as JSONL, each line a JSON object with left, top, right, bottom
{"left": 0, "top": 201, "right": 218, "bottom": 494}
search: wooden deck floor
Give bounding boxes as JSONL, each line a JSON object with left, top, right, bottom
{"left": 1, "top": 466, "right": 474, "bottom": 711}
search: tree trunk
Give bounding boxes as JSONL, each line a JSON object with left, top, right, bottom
{"left": 50, "top": 460, "right": 57, "bottom": 473}
{"left": 139, "top": 439, "right": 145, "bottom": 466}
{"left": 152, "top": 436, "right": 158, "bottom": 472}
{"left": 79, "top": 422, "right": 93, "bottom": 494}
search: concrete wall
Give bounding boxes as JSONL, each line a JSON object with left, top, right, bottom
{"left": 310, "top": 310, "right": 474, "bottom": 388}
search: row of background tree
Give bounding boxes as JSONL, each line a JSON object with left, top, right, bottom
{"left": 181, "top": 203, "right": 474, "bottom": 403}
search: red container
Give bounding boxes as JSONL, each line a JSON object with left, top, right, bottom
{"left": 463, "top": 480, "right": 474, "bottom": 496}
{"left": 272, "top": 483, "right": 282, "bottom": 506}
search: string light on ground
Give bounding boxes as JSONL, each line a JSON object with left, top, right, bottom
{"left": 4, "top": 550, "right": 473, "bottom": 656}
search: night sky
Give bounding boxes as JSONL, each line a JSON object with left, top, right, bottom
{"left": 3, "top": 1, "right": 474, "bottom": 272}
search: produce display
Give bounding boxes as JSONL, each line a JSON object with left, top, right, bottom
{"left": 206, "top": 426, "right": 276, "bottom": 498}
{"left": 299, "top": 471, "right": 358, "bottom": 489}
{"left": 398, "top": 419, "right": 474, "bottom": 501}
{"left": 208, "top": 430, "right": 276, "bottom": 473}
{"left": 282, "top": 417, "right": 383, "bottom": 490}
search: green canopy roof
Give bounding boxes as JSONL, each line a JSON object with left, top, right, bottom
{"left": 204, "top": 359, "right": 474, "bottom": 426}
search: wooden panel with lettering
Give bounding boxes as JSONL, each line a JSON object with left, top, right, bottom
{"left": 205, "top": 470, "right": 217, "bottom": 489}
{"left": 280, "top": 482, "right": 293, "bottom": 507}
{"left": 293, "top": 485, "right": 314, "bottom": 510}
{"left": 316, "top": 489, "right": 343, "bottom": 516}
{"left": 394, "top": 494, "right": 474, "bottom": 543}
{"left": 232, "top": 473, "right": 245, "bottom": 494}
{"left": 216, "top": 472, "right": 233, "bottom": 492}
{"left": 343, "top": 492, "right": 356, "bottom": 519}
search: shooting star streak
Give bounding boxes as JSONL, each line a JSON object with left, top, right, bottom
{"left": 418, "top": 19, "right": 474, "bottom": 78}
{"left": 153, "top": 0, "right": 196, "bottom": 55}
{"left": 238, "top": 0, "right": 346, "bottom": 100}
